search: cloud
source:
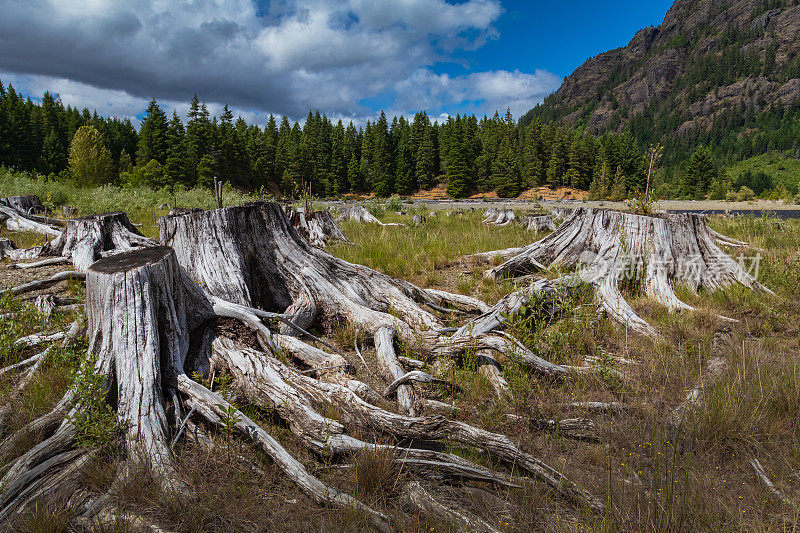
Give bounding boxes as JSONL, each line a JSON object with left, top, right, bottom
{"left": 0, "top": 0, "right": 558, "bottom": 123}
{"left": 393, "top": 68, "right": 561, "bottom": 118}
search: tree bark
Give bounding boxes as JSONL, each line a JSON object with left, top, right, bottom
{"left": 480, "top": 208, "right": 769, "bottom": 337}
{"left": 289, "top": 207, "right": 349, "bottom": 247}
{"left": 41, "top": 211, "right": 155, "bottom": 271}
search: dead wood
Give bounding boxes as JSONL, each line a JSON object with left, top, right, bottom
{"left": 520, "top": 214, "right": 556, "bottom": 233}
{"left": 289, "top": 207, "right": 350, "bottom": 247}
{"left": 479, "top": 208, "right": 771, "bottom": 337}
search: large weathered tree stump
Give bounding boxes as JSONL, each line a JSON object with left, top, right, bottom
{"left": 479, "top": 208, "right": 770, "bottom": 337}
{"left": 40, "top": 211, "right": 155, "bottom": 271}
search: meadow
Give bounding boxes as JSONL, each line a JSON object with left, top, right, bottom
{"left": 0, "top": 172, "right": 798, "bottom": 532}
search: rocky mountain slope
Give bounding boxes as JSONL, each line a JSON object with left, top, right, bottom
{"left": 522, "top": 0, "right": 800, "bottom": 155}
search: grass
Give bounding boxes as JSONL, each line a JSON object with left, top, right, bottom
{"left": 330, "top": 208, "right": 532, "bottom": 287}
{"left": 0, "top": 172, "right": 799, "bottom": 530}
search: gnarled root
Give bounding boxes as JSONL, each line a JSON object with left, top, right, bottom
{"left": 479, "top": 208, "right": 771, "bottom": 337}
{"left": 208, "top": 336, "right": 604, "bottom": 513}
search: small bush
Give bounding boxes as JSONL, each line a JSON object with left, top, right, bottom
{"left": 385, "top": 195, "right": 402, "bottom": 212}
{"left": 67, "top": 353, "right": 124, "bottom": 448}
{"left": 726, "top": 186, "right": 755, "bottom": 202}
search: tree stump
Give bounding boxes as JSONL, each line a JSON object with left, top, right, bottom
{"left": 41, "top": 212, "right": 155, "bottom": 271}
{"left": 337, "top": 205, "right": 403, "bottom": 226}
{"left": 86, "top": 246, "right": 208, "bottom": 486}
{"left": 0, "top": 195, "right": 46, "bottom": 214}
{"left": 480, "top": 208, "right": 770, "bottom": 337}
{"left": 289, "top": 208, "right": 349, "bottom": 247}
{"left": 520, "top": 214, "right": 556, "bottom": 233}
{"left": 483, "top": 208, "right": 516, "bottom": 226}
{"left": 0, "top": 238, "right": 16, "bottom": 258}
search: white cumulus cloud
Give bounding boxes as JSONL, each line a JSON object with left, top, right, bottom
{"left": 0, "top": 0, "right": 560, "bottom": 124}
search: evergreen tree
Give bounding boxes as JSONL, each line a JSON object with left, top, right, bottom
{"left": 118, "top": 149, "right": 133, "bottom": 174}
{"left": 610, "top": 165, "right": 627, "bottom": 201}
{"left": 445, "top": 144, "right": 471, "bottom": 198}
{"left": 69, "top": 125, "right": 114, "bottom": 185}
{"left": 415, "top": 125, "right": 437, "bottom": 190}
{"left": 185, "top": 95, "right": 212, "bottom": 185}
{"left": 395, "top": 123, "right": 415, "bottom": 195}
{"left": 493, "top": 136, "right": 520, "bottom": 198}
{"left": 164, "top": 111, "right": 190, "bottom": 186}
{"left": 682, "top": 146, "right": 717, "bottom": 199}
{"left": 136, "top": 99, "right": 168, "bottom": 165}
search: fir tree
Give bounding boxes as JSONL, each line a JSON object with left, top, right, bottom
{"left": 136, "top": 99, "right": 168, "bottom": 165}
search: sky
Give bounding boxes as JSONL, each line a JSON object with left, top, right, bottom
{"left": 0, "top": 0, "right": 674, "bottom": 127}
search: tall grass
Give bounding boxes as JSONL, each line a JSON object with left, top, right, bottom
{"left": 0, "top": 167, "right": 260, "bottom": 238}
{"left": 330, "top": 210, "right": 533, "bottom": 283}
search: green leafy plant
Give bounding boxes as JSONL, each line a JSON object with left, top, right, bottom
{"left": 67, "top": 353, "right": 125, "bottom": 448}
{"left": 385, "top": 195, "right": 403, "bottom": 212}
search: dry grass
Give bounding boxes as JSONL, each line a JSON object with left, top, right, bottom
{"left": 0, "top": 204, "right": 798, "bottom": 531}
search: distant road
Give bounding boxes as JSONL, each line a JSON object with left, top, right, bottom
{"left": 669, "top": 209, "right": 800, "bottom": 219}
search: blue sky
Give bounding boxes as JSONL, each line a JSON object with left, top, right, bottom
{"left": 448, "top": 1, "right": 673, "bottom": 78}
{"left": 0, "top": 0, "right": 675, "bottom": 126}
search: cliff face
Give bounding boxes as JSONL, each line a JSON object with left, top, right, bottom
{"left": 525, "top": 0, "right": 800, "bottom": 138}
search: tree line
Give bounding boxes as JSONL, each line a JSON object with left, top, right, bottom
{"left": 0, "top": 80, "right": 656, "bottom": 199}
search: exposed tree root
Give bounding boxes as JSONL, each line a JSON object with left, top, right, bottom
{"left": 402, "top": 481, "right": 501, "bottom": 533}
{"left": 0, "top": 270, "right": 85, "bottom": 296}
{"left": 478, "top": 208, "right": 771, "bottom": 337}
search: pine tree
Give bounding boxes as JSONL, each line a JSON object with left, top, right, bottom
{"left": 137, "top": 99, "right": 168, "bottom": 165}
{"left": 164, "top": 111, "right": 189, "bottom": 186}
{"left": 610, "top": 165, "right": 627, "bottom": 201}
{"left": 69, "top": 125, "right": 114, "bottom": 185}
{"left": 445, "top": 144, "right": 471, "bottom": 198}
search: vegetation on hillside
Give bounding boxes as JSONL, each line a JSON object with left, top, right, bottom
{"left": 1, "top": 81, "right": 653, "bottom": 199}
{"left": 521, "top": 0, "right": 800, "bottom": 199}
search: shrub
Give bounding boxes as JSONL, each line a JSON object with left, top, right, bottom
{"left": 67, "top": 353, "right": 125, "bottom": 448}
{"left": 385, "top": 195, "right": 402, "bottom": 212}
{"left": 737, "top": 186, "right": 755, "bottom": 201}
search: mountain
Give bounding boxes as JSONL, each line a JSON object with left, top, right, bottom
{"left": 521, "top": 0, "right": 800, "bottom": 170}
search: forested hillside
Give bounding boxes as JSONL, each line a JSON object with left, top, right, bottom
{"left": 522, "top": 0, "right": 800, "bottom": 197}
{"left": 0, "top": 81, "right": 648, "bottom": 199}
